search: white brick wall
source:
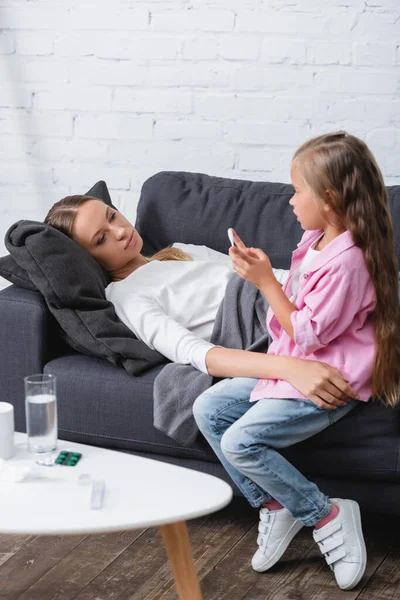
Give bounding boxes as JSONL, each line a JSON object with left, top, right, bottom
{"left": 0, "top": 0, "right": 399, "bottom": 291}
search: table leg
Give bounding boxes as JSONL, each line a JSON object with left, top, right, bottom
{"left": 159, "top": 520, "right": 203, "bottom": 600}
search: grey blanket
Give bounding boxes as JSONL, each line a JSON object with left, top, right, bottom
{"left": 153, "top": 273, "right": 271, "bottom": 451}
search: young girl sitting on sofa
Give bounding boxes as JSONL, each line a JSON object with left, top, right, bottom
{"left": 193, "top": 131, "right": 400, "bottom": 591}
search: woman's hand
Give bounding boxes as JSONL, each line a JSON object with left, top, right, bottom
{"left": 286, "top": 359, "right": 360, "bottom": 410}
{"left": 229, "top": 229, "right": 275, "bottom": 288}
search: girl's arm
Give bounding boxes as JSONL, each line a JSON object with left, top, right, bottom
{"left": 229, "top": 232, "right": 296, "bottom": 338}
{"left": 206, "top": 346, "right": 358, "bottom": 408}
{"left": 206, "top": 346, "right": 291, "bottom": 379}
{"left": 229, "top": 231, "right": 373, "bottom": 355}
{"left": 229, "top": 230, "right": 296, "bottom": 336}
{"left": 258, "top": 279, "right": 296, "bottom": 339}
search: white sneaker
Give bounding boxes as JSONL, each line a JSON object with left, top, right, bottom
{"left": 313, "top": 498, "right": 367, "bottom": 590}
{"left": 251, "top": 506, "right": 304, "bottom": 572}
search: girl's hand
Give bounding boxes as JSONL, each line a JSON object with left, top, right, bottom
{"left": 287, "top": 359, "right": 360, "bottom": 409}
{"left": 228, "top": 229, "right": 275, "bottom": 288}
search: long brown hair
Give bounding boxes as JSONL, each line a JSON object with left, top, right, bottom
{"left": 44, "top": 195, "right": 193, "bottom": 264}
{"left": 293, "top": 131, "right": 400, "bottom": 408}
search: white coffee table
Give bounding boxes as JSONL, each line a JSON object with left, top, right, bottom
{"left": 0, "top": 433, "right": 232, "bottom": 600}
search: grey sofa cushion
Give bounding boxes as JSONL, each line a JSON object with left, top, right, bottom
{"left": 136, "top": 171, "right": 400, "bottom": 268}
{"left": 44, "top": 354, "right": 211, "bottom": 460}
{"left": 2, "top": 182, "right": 167, "bottom": 376}
{"left": 0, "top": 181, "right": 114, "bottom": 291}
{"left": 136, "top": 172, "right": 305, "bottom": 268}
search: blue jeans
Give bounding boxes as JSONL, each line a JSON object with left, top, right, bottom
{"left": 193, "top": 377, "right": 358, "bottom": 527}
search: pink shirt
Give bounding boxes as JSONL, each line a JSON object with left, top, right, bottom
{"left": 250, "top": 228, "right": 376, "bottom": 403}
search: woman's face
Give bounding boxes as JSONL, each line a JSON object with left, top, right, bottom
{"left": 72, "top": 199, "right": 144, "bottom": 274}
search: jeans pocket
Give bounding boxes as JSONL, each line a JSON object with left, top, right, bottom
{"left": 330, "top": 399, "right": 357, "bottom": 424}
{"left": 301, "top": 398, "right": 326, "bottom": 411}
{"left": 301, "top": 399, "right": 336, "bottom": 424}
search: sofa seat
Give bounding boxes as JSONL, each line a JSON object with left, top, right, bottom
{"left": 43, "top": 354, "right": 214, "bottom": 462}
{"left": 44, "top": 354, "right": 400, "bottom": 483}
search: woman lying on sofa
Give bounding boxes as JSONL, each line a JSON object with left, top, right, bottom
{"left": 44, "top": 195, "right": 358, "bottom": 410}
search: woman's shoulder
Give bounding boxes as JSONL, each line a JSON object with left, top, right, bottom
{"left": 172, "top": 242, "right": 207, "bottom": 256}
{"left": 105, "top": 261, "right": 160, "bottom": 295}
{"left": 172, "top": 242, "right": 196, "bottom": 256}
{"left": 172, "top": 243, "right": 232, "bottom": 265}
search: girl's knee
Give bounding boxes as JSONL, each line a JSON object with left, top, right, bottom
{"left": 192, "top": 379, "right": 232, "bottom": 426}
{"left": 220, "top": 426, "right": 244, "bottom": 464}
{"left": 192, "top": 392, "right": 214, "bottom": 430}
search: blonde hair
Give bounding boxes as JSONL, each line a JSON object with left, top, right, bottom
{"left": 293, "top": 131, "right": 400, "bottom": 408}
{"left": 44, "top": 195, "right": 193, "bottom": 265}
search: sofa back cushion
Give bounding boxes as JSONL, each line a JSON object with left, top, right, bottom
{"left": 136, "top": 171, "right": 400, "bottom": 269}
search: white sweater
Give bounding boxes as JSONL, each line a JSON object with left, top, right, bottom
{"left": 105, "top": 243, "right": 289, "bottom": 374}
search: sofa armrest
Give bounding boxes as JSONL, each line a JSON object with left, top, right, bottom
{"left": 0, "top": 285, "right": 55, "bottom": 431}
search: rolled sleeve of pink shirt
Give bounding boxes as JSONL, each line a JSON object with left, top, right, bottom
{"left": 290, "top": 273, "right": 357, "bottom": 356}
{"left": 290, "top": 308, "right": 324, "bottom": 355}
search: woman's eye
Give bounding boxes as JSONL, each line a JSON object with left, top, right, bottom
{"left": 96, "top": 212, "right": 116, "bottom": 245}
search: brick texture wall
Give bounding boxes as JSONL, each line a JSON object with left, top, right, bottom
{"left": 0, "top": 0, "right": 399, "bottom": 289}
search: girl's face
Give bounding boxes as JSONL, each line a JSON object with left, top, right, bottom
{"left": 72, "top": 199, "right": 144, "bottom": 272}
{"left": 289, "top": 161, "right": 330, "bottom": 231}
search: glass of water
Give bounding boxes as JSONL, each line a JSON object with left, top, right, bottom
{"left": 24, "top": 373, "right": 57, "bottom": 465}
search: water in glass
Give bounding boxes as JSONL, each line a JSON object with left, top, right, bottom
{"left": 25, "top": 393, "right": 57, "bottom": 453}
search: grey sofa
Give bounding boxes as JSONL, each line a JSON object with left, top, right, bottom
{"left": 1, "top": 171, "right": 400, "bottom": 515}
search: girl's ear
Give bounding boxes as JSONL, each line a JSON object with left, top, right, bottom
{"left": 319, "top": 190, "right": 336, "bottom": 222}
{"left": 323, "top": 189, "right": 344, "bottom": 228}
{"left": 324, "top": 189, "right": 337, "bottom": 209}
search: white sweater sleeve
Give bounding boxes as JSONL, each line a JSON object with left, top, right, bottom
{"left": 115, "top": 292, "right": 215, "bottom": 374}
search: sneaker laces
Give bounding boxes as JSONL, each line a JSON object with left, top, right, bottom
{"left": 313, "top": 520, "right": 347, "bottom": 570}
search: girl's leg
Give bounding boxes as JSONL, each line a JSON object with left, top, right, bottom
{"left": 193, "top": 377, "right": 273, "bottom": 508}
{"left": 220, "top": 397, "right": 367, "bottom": 588}
{"left": 219, "top": 397, "right": 359, "bottom": 526}
{"left": 197, "top": 391, "right": 365, "bottom": 588}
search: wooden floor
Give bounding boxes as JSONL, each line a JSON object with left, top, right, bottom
{"left": 0, "top": 497, "right": 399, "bottom": 600}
